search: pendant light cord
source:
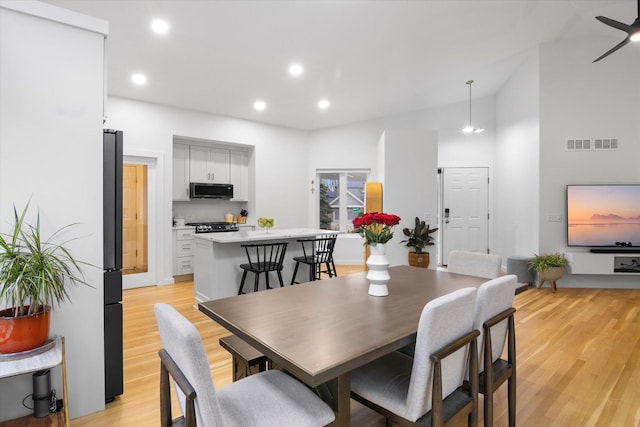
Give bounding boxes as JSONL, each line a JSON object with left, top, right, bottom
{"left": 466, "top": 79, "right": 473, "bottom": 127}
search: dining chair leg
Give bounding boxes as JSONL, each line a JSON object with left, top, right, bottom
{"left": 484, "top": 383, "right": 494, "bottom": 427}
{"left": 265, "top": 271, "right": 272, "bottom": 290}
{"left": 254, "top": 272, "right": 260, "bottom": 293}
{"left": 508, "top": 375, "right": 516, "bottom": 427}
{"left": 290, "top": 261, "right": 300, "bottom": 285}
{"left": 277, "top": 270, "right": 285, "bottom": 287}
{"left": 238, "top": 271, "right": 248, "bottom": 295}
{"left": 309, "top": 263, "right": 316, "bottom": 282}
{"left": 325, "top": 262, "right": 334, "bottom": 278}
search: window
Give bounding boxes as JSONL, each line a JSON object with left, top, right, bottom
{"left": 317, "top": 170, "right": 369, "bottom": 233}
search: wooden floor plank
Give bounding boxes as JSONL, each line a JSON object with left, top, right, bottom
{"left": 6, "top": 267, "right": 639, "bottom": 426}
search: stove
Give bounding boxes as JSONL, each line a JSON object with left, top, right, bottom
{"left": 186, "top": 222, "right": 239, "bottom": 233}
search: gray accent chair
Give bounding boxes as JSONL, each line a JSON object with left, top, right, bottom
{"left": 154, "top": 303, "right": 335, "bottom": 427}
{"left": 350, "top": 287, "right": 480, "bottom": 426}
{"left": 446, "top": 250, "right": 502, "bottom": 279}
{"left": 472, "top": 274, "right": 517, "bottom": 427}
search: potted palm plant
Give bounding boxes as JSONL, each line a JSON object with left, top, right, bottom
{"left": 0, "top": 203, "right": 90, "bottom": 353}
{"left": 401, "top": 217, "right": 438, "bottom": 268}
{"left": 528, "top": 252, "right": 568, "bottom": 292}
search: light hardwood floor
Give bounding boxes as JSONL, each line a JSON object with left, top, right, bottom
{"left": 68, "top": 268, "right": 639, "bottom": 427}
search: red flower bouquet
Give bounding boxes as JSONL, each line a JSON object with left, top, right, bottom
{"left": 352, "top": 212, "right": 401, "bottom": 245}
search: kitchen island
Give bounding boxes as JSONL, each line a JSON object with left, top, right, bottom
{"left": 194, "top": 229, "right": 338, "bottom": 302}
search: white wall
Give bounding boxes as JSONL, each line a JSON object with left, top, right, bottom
{"left": 494, "top": 49, "right": 540, "bottom": 263}
{"left": 381, "top": 130, "right": 439, "bottom": 267}
{"left": 307, "top": 95, "right": 496, "bottom": 266}
{"left": 0, "top": 2, "right": 106, "bottom": 420}
{"left": 104, "top": 97, "right": 310, "bottom": 285}
{"left": 539, "top": 36, "right": 640, "bottom": 288}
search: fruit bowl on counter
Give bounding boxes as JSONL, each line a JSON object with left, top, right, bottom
{"left": 258, "top": 217, "right": 275, "bottom": 233}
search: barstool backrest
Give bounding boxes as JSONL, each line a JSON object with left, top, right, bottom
{"left": 241, "top": 242, "right": 288, "bottom": 272}
{"left": 300, "top": 234, "right": 337, "bottom": 263}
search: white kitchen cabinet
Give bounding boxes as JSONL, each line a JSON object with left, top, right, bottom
{"left": 172, "top": 143, "right": 190, "bottom": 201}
{"left": 190, "top": 146, "right": 229, "bottom": 183}
{"left": 173, "top": 227, "right": 195, "bottom": 275}
{"left": 229, "top": 149, "right": 248, "bottom": 201}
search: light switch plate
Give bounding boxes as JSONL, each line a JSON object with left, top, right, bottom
{"left": 547, "top": 214, "right": 562, "bottom": 222}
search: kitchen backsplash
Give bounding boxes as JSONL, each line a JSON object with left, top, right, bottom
{"left": 173, "top": 200, "right": 249, "bottom": 224}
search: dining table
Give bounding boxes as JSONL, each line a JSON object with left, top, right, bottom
{"left": 198, "top": 265, "right": 488, "bottom": 426}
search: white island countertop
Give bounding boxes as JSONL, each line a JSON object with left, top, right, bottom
{"left": 193, "top": 228, "right": 340, "bottom": 301}
{"left": 194, "top": 228, "right": 337, "bottom": 244}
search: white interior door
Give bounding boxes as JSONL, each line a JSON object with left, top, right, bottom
{"left": 440, "top": 167, "right": 489, "bottom": 265}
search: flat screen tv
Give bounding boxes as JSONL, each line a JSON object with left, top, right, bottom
{"left": 567, "top": 184, "right": 640, "bottom": 249}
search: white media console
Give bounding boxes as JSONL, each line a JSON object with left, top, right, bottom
{"left": 566, "top": 252, "right": 640, "bottom": 275}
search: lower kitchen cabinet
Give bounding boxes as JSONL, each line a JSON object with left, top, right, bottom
{"left": 173, "top": 227, "right": 195, "bottom": 275}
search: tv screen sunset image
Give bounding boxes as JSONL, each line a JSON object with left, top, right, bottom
{"left": 567, "top": 185, "right": 640, "bottom": 247}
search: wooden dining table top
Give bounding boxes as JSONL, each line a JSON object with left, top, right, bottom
{"left": 198, "top": 265, "right": 487, "bottom": 387}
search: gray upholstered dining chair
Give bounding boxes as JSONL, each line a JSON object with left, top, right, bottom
{"left": 446, "top": 250, "right": 502, "bottom": 279}
{"left": 472, "top": 274, "right": 517, "bottom": 427}
{"left": 350, "top": 287, "right": 480, "bottom": 427}
{"left": 154, "top": 303, "right": 335, "bottom": 427}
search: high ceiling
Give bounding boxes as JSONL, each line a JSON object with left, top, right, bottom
{"left": 45, "top": 0, "right": 636, "bottom": 130}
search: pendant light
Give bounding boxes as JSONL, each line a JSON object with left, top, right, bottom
{"left": 461, "top": 80, "right": 484, "bottom": 134}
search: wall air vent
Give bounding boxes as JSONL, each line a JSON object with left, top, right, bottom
{"left": 593, "top": 138, "right": 619, "bottom": 151}
{"left": 566, "top": 138, "right": 591, "bottom": 151}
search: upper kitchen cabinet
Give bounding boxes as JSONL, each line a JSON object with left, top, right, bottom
{"left": 173, "top": 143, "right": 190, "bottom": 201}
{"left": 173, "top": 141, "right": 251, "bottom": 202}
{"left": 190, "top": 146, "right": 229, "bottom": 184}
{"left": 229, "top": 149, "right": 248, "bottom": 201}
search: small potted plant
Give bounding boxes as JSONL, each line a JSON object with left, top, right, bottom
{"left": 528, "top": 252, "right": 568, "bottom": 292}
{"left": 0, "top": 203, "right": 91, "bottom": 353}
{"left": 401, "top": 217, "right": 438, "bottom": 268}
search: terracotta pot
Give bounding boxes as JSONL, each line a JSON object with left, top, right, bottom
{"left": 408, "top": 251, "right": 430, "bottom": 268}
{"left": 0, "top": 306, "right": 50, "bottom": 354}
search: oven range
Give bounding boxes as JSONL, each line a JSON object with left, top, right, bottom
{"left": 186, "top": 222, "right": 239, "bottom": 233}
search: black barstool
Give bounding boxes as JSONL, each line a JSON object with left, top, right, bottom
{"left": 290, "top": 234, "right": 337, "bottom": 284}
{"left": 238, "top": 242, "right": 288, "bottom": 295}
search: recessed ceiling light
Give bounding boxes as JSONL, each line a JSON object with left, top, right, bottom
{"left": 289, "top": 63, "right": 304, "bottom": 77}
{"left": 151, "top": 19, "right": 170, "bottom": 34}
{"left": 253, "top": 100, "right": 266, "bottom": 111}
{"left": 131, "top": 73, "right": 147, "bottom": 85}
{"left": 317, "top": 99, "right": 330, "bottom": 110}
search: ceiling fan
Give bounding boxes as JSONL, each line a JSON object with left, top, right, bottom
{"left": 593, "top": 0, "right": 640, "bottom": 62}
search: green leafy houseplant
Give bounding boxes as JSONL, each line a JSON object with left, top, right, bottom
{"left": 401, "top": 217, "right": 438, "bottom": 253}
{"left": 0, "top": 203, "right": 91, "bottom": 317}
{"left": 527, "top": 252, "right": 568, "bottom": 273}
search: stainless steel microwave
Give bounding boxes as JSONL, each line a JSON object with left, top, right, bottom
{"left": 189, "top": 183, "right": 234, "bottom": 199}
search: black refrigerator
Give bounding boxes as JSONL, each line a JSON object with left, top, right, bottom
{"left": 103, "top": 129, "right": 123, "bottom": 402}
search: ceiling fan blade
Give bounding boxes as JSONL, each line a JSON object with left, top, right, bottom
{"left": 595, "top": 16, "right": 634, "bottom": 34}
{"left": 592, "top": 37, "right": 631, "bottom": 63}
